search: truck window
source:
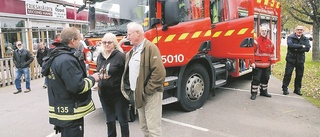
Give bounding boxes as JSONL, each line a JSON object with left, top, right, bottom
{"left": 179, "top": 0, "right": 205, "bottom": 22}
{"left": 210, "top": 0, "right": 222, "bottom": 23}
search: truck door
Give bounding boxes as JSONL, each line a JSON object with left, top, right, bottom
{"left": 209, "top": 0, "right": 254, "bottom": 59}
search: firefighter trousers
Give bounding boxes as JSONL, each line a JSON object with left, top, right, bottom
{"left": 251, "top": 67, "right": 271, "bottom": 94}
{"left": 60, "top": 118, "right": 84, "bottom": 137}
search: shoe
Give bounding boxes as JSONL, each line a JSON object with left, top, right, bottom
{"left": 13, "top": 90, "right": 22, "bottom": 94}
{"left": 283, "top": 90, "right": 289, "bottom": 95}
{"left": 24, "top": 89, "right": 31, "bottom": 93}
{"left": 43, "top": 84, "right": 47, "bottom": 89}
{"left": 250, "top": 94, "right": 257, "bottom": 100}
{"left": 260, "top": 91, "right": 272, "bottom": 98}
{"left": 294, "top": 90, "right": 302, "bottom": 96}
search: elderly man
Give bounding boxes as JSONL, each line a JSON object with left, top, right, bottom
{"left": 121, "top": 22, "right": 166, "bottom": 137}
{"left": 12, "top": 41, "right": 34, "bottom": 94}
{"left": 41, "top": 27, "right": 99, "bottom": 137}
{"left": 282, "top": 25, "right": 311, "bottom": 96}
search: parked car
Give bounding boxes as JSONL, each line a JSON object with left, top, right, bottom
{"left": 304, "top": 32, "right": 313, "bottom": 41}
{"left": 281, "top": 31, "right": 286, "bottom": 39}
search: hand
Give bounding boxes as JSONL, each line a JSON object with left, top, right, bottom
{"left": 119, "top": 36, "right": 129, "bottom": 45}
{"left": 251, "top": 63, "right": 256, "bottom": 69}
{"left": 99, "top": 73, "right": 111, "bottom": 79}
{"left": 271, "top": 64, "right": 275, "bottom": 68}
{"left": 91, "top": 73, "right": 100, "bottom": 82}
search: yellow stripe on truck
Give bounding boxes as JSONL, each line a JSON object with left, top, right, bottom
{"left": 224, "top": 30, "right": 235, "bottom": 36}
{"left": 165, "top": 34, "right": 176, "bottom": 42}
{"left": 152, "top": 36, "right": 162, "bottom": 43}
{"left": 192, "top": 31, "right": 202, "bottom": 38}
{"left": 238, "top": 28, "right": 248, "bottom": 35}
{"left": 178, "top": 33, "right": 189, "bottom": 40}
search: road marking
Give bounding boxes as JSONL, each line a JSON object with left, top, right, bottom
{"left": 46, "top": 132, "right": 55, "bottom": 137}
{"left": 218, "top": 87, "right": 303, "bottom": 99}
{"left": 162, "top": 117, "right": 209, "bottom": 132}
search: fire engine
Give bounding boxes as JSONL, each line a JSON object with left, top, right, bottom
{"left": 83, "top": 0, "right": 281, "bottom": 111}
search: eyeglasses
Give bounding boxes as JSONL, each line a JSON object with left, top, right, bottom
{"left": 17, "top": 44, "right": 22, "bottom": 46}
{"left": 127, "top": 31, "right": 137, "bottom": 37}
{"left": 102, "top": 41, "right": 113, "bottom": 45}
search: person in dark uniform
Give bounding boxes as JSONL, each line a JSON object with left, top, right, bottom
{"left": 36, "top": 42, "right": 49, "bottom": 88}
{"left": 282, "top": 25, "right": 311, "bottom": 96}
{"left": 41, "top": 27, "right": 99, "bottom": 137}
{"left": 250, "top": 25, "right": 276, "bottom": 100}
{"left": 96, "top": 32, "right": 129, "bottom": 137}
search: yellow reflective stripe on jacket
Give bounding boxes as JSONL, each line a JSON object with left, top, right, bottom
{"left": 49, "top": 106, "right": 95, "bottom": 121}
{"left": 80, "top": 78, "right": 93, "bottom": 94}
{"left": 49, "top": 100, "right": 94, "bottom": 113}
{"left": 49, "top": 100, "right": 95, "bottom": 121}
{"left": 74, "top": 101, "right": 94, "bottom": 113}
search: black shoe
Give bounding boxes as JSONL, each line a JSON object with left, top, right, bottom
{"left": 260, "top": 92, "right": 272, "bottom": 97}
{"left": 24, "top": 89, "right": 31, "bottom": 93}
{"left": 283, "top": 90, "right": 289, "bottom": 95}
{"left": 294, "top": 90, "right": 302, "bottom": 96}
{"left": 43, "top": 84, "right": 47, "bottom": 89}
{"left": 250, "top": 94, "right": 257, "bottom": 100}
{"left": 13, "top": 90, "right": 22, "bottom": 94}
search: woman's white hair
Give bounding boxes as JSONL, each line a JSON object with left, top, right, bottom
{"left": 100, "top": 32, "right": 123, "bottom": 58}
{"left": 127, "top": 22, "right": 144, "bottom": 35}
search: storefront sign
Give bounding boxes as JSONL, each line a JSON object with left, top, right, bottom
{"left": 26, "top": 1, "right": 66, "bottom": 19}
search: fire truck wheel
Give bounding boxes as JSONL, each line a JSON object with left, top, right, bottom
{"left": 180, "top": 64, "right": 210, "bottom": 112}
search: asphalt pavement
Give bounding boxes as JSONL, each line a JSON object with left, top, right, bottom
{"left": 0, "top": 75, "right": 319, "bottom": 137}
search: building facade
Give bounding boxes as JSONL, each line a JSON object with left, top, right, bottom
{"left": 0, "top": 0, "right": 109, "bottom": 58}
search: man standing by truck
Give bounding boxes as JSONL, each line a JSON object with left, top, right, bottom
{"left": 282, "top": 25, "right": 311, "bottom": 96}
{"left": 121, "top": 22, "right": 166, "bottom": 137}
{"left": 250, "top": 25, "right": 276, "bottom": 100}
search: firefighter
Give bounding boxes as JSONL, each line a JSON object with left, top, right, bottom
{"left": 250, "top": 25, "right": 276, "bottom": 100}
{"left": 282, "top": 26, "right": 311, "bottom": 96}
{"left": 41, "top": 27, "right": 99, "bottom": 137}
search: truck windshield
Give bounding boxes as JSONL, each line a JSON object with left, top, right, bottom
{"left": 92, "top": 0, "right": 149, "bottom": 36}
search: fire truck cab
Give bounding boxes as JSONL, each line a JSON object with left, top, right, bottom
{"left": 84, "top": 0, "right": 281, "bottom": 111}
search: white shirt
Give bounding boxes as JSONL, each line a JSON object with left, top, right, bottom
{"left": 128, "top": 40, "right": 144, "bottom": 91}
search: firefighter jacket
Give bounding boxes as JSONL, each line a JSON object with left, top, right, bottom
{"left": 286, "top": 33, "right": 311, "bottom": 64}
{"left": 252, "top": 35, "right": 276, "bottom": 68}
{"left": 13, "top": 48, "right": 34, "bottom": 68}
{"left": 41, "top": 43, "right": 96, "bottom": 127}
{"left": 121, "top": 40, "right": 166, "bottom": 109}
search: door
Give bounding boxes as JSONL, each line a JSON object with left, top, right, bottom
{"left": 32, "top": 27, "right": 62, "bottom": 51}
{"left": 209, "top": 0, "right": 254, "bottom": 59}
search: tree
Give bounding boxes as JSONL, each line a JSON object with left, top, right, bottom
{"left": 281, "top": 0, "right": 320, "bottom": 61}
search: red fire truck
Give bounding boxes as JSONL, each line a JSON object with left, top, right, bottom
{"left": 84, "top": 0, "right": 281, "bottom": 111}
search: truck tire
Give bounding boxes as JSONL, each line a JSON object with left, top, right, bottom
{"left": 179, "top": 64, "right": 210, "bottom": 111}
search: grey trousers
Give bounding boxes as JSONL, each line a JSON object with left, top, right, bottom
{"left": 138, "top": 92, "right": 163, "bottom": 137}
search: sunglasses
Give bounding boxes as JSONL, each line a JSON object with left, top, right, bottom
{"left": 102, "top": 41, "right": 113, "bottom": 45}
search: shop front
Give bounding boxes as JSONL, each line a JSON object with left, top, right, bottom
{"left": 0, "top": 0, "right": 89, "bottom": 58}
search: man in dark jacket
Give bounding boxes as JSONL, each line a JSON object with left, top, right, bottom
{"left": 282, "top": 25, "right": 311, "bottom": 96}
{"left": 36, "top": 42, "right": 49, "bottom": 88}
{"left": 12, "top": 41, "right": 34, "bottom": 94}
{"left": 41, "top": 27, "right": 99, "bottom": 137}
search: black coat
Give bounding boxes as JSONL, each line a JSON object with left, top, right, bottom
{"left": 12, "top": 48, "right": 34, "bottom": 68}
{"left": 42, "top": 43, "right": 96, "bottom": 127}
{"left": 96, "top": 50, "right": 125, "bottom": 92}
{"left": 286, "top": 33, "right": 311, "bottom": 64}
{"left": 36, "top": 47, "right": 49, "bottom": 67}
